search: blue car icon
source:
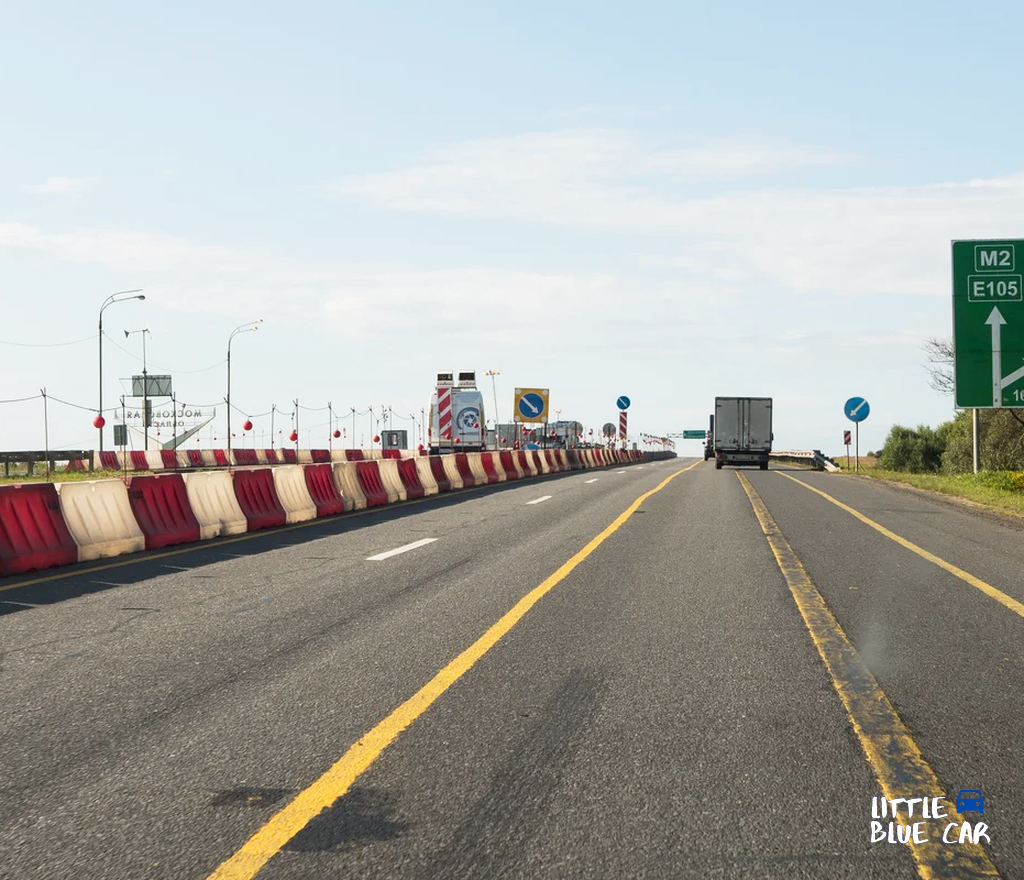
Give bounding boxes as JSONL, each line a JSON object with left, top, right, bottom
{"left": 957, "top": 790, "right": 984, "bottom": 814}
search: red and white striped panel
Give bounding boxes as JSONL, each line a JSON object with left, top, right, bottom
{"left": 437, "top": 386, "right": 453, "bottom": 440}
{"left": 619, "top": 411, "right": 627, "bottom": 440}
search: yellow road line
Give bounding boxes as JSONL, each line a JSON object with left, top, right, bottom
{"left": 737, "top": 473, "right": 1000, "bottom": 879}
{"left": 776, "top": 472, "right": 1024, "bottom": 620}
{"left": 0, "top": 464, "right": 628, "bottom": 595}
{"left": 206, "top": 460, "right": 700, "bottom": 880}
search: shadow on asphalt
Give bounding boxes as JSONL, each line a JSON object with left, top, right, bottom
{"left": 0, "top": 466, "right": 665, "bottom": 616}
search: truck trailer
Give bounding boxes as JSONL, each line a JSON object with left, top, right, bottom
{"left": 429, "top": 371, "right": 486, "bottom": 454}
{"left": 713, "top": 397, "right": 773, "bottom": 470}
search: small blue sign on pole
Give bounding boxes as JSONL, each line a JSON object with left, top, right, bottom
{"left": 844, "top": 397, "right": 870, "bottom": 422}
{"left": 843, "top": 397, "right": 869, "bottom": 474}
{"left": 616, "top": 396, "right": 631, "bottom": 411}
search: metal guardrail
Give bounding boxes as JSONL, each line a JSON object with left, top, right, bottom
{"left": 0, "top": 450, "right": 94, "bottom": 477}
{"left": 768, "top": 450, "right": 841, "bottom": 472}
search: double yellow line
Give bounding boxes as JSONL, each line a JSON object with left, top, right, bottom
{"left": 739, "top": 472, "right": 1003, "bottom": 879}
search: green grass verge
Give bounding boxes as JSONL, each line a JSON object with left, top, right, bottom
{"left": 0, "top": 469, "right": 143, "bottom": 484}
{"left": 841, "top": 465, "right": 1024, "bottom": 518}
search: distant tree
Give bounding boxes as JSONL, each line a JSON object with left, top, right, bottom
{"left": 922, "top": 337, "right": 954, "bottom": 395}
{"left": 879, "top": 424, "right": 947, "bottom": 473}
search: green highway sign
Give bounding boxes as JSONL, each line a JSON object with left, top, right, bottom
{"left": 682, "top": 430, "right": 707, "bottom": 439}
{"left": 953, "top": 239, "right": 1024, "bottom": 408}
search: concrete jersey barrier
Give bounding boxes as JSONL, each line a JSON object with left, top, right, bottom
{"left": 376, "top": 459, "right": 408, "bottom": 503}
{"left": 182, "top": 471, "right": 248, "bottom": 540}
{"left": 332, "top": 462, "right": 365, "bottom": 511}
{"left": 271, "top": 465, "right": 318, "bottom": 523}
{"left": 127, "top": 474, "right": 202, "bottom": 550}
{"left": 414, "top": 457, "right": 439, "bottom": 496}
{"left": 56, "top": 479, "right": 146, "bottom": 562}
{"left": 303, "top": 464, "right": 346, "bottom": 516}
{"left": 0, "top": 483, "right": 78, "bottom": 576}
{"left": 442, "top": 455, "right": 464, "bottom": 490}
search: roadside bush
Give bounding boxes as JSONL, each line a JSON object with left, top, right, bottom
{"left": 941, "top": 409, "right": 1024, "bottom": 474}
{"left": 879, "top": 424, "right": 946, "bottom": 473}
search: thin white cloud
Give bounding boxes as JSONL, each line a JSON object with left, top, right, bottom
{"left": 26, "top": 176, "right": 99, "bottom": 195}
{"left": 328, "top": 128, "right": 1024, "bottom": 299}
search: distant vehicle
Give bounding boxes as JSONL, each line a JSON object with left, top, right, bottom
{"left": 429, "top": 371, "right": 486, "bottom": 454}
{"left": 714, "top": 397, "right": 773, "bottom": 470}
{"left": 704, "top": 413, "right": 714, "bottom": 460}
{"left": 957, "top": 791, "right": 984, "bottom": 813}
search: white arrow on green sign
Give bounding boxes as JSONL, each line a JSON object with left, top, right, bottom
{"left": 952, "top": 239, "right": 1024, "bottom": 408}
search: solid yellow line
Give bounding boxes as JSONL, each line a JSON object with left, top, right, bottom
{"left": 776, "top": 472, "right": 1024, "bottom": 620}
{"left": 206, "top": 460, "right": 700, "bottom": 880}
{"left": 737, "top": 473, "right": 1000, "bottom": 879}
{"left": 0, "top": 462, "right": 634, "bottom": 594}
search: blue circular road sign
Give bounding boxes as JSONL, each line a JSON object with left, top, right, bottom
{"left": 616, "top": 395, "right": 631, "bottom": 410}
{"left": 518, "top": 392, "right": 545, "bottom": 419}
{"left": 844, "top": 397, "right": 870, "bottom": 422}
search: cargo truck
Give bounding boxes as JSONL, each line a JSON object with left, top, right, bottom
{"left": 429, "top": 370, "right": 486, "bottom": 454}
{"left": 713, "top": 397, "right": 773, "bottom": 470}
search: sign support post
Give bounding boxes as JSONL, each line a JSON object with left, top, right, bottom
{"left": 973, "top": 408, "right": 980, "bottom": 473}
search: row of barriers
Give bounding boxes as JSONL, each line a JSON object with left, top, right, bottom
{"left": 90, "top": 447, "right": 419, "bottom": 472}
{"left": 0, "top": 448, "right": 667, "bottom": 577}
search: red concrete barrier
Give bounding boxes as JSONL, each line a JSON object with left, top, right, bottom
{"left": 455, "top": 453, "right": 476, "bottom": 487}
{"left": 233, "top": 448, "right": 259, "bottom": 466}
{"left": 382, "top": 449, "right": 401, "bottom": 459}
{"left": 232, "top": 469, "right": 287, "bottom": 531}
{"left": 187, "top": 449, "right": 204, "bottom": 467}
{"left": 303, "top": 464, "right": 346, "bottom": 517}
{"left": 210, "top": 449, "right": 227, "bottom": 467}
{"left": 566, "top": 449, "right": 581, "bottom": 470}
{"left": 0, "top": 483, "right": 78, "bottom": 576}
{"left": 543, "top": 450, "right": 559, "bottom": 473}
{"left": 127, "top": 474, "right": 202, "bottom": 550}
{"left": 531, "top": 451, "right": 545, "bottom": 474}
{"left": 345, "top": 449, "right": 364, "bottom": 461}
{"left": 397, "top": 458, "right": 425, "bottom": 500}
{"left": 355, "top": 461, "right": 388, "bottom": 507}
{"left": 281, "top": 448, "right": 298, "bottom": 464}
{"left": 480, "top": 452, "right": 502, "bottom": 484}
{"left": 264, "top": 449, "right": 280, "bottom": 464}
{"left": 129, "top": 450, "right": 148, "bottom": 471}
{"left": 499, "top": 450, "right": 519, "bottom": 479}
{"left": 311, "top": 449, "right": 331, "bottom": 463}
{"left": 160, "top": 450, "right": 178, "bottom": 469}
{"left": 429, "top": 455, "right": 452, "bottom": 492}
{"left": 99, "top": 451, "right": 119, "bottom": 470}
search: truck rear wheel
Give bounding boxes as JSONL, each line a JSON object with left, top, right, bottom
{"left": 759, "top": 461, "right": 768, "bottom": 470}
{"left": 715, "top": 460, "right": 723, "bottom": 470}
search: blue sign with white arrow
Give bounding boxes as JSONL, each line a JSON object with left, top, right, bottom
{"left": 616, "top": 395, "right": 631, "bottom": 411}
{"left": 518, "top": 392, "right": 546, "bottom": 419}
{"left": 844, "top": 397, "right": 870, "bottom": 422}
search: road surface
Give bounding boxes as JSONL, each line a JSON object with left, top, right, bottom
{"left": 1, "top": 460, "right": 1022, "bottom": 878}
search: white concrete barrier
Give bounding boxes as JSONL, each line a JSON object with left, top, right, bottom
{"left": 414, "top": 456, "right": 439, "bottom": 496}
{"left": 332, "top": 462, "right": 366, "bottom": 511}
{"left": 376, "top": 458, "right": 407, "bottom": 503}
{"left": 271, "top": 465, "right": 318, "bottom": 523}
{"left": 441, "top": 454, "right": 464, "bottom": 490}
{"left": 56, "top": 479, "right": 146, "bottom": 561}
{"left": 330, "top": 449, "right": 348, "bottom": 462}
{"left": 182, "top": 471, "right": 248, "bottom": 539}
{"left": 466, "top": 453, "right": 488, "bottom": 485}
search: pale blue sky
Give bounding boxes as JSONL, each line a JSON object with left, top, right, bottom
{"left": 3, "top": 1, "right": 1023, "bottom": 453}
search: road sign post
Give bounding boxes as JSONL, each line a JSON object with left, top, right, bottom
{"left": 844, "top": 397, "right": 869, "bottom": 473}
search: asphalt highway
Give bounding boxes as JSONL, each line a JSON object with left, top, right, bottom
{"left": 1, "top": 459, "right": 1022, "bottom": 879}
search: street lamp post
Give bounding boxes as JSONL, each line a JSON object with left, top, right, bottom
{"left": 227, "top": 320, "right": 263, "bottom": 458}
{"left": 124, "top": 328, "right": 151, "bottom": 449}
{"left": 98, "top": 289, "right": 144, "bottom": 452}
{"left": 486, "top": 369, "right": 501, "bottom": 448}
